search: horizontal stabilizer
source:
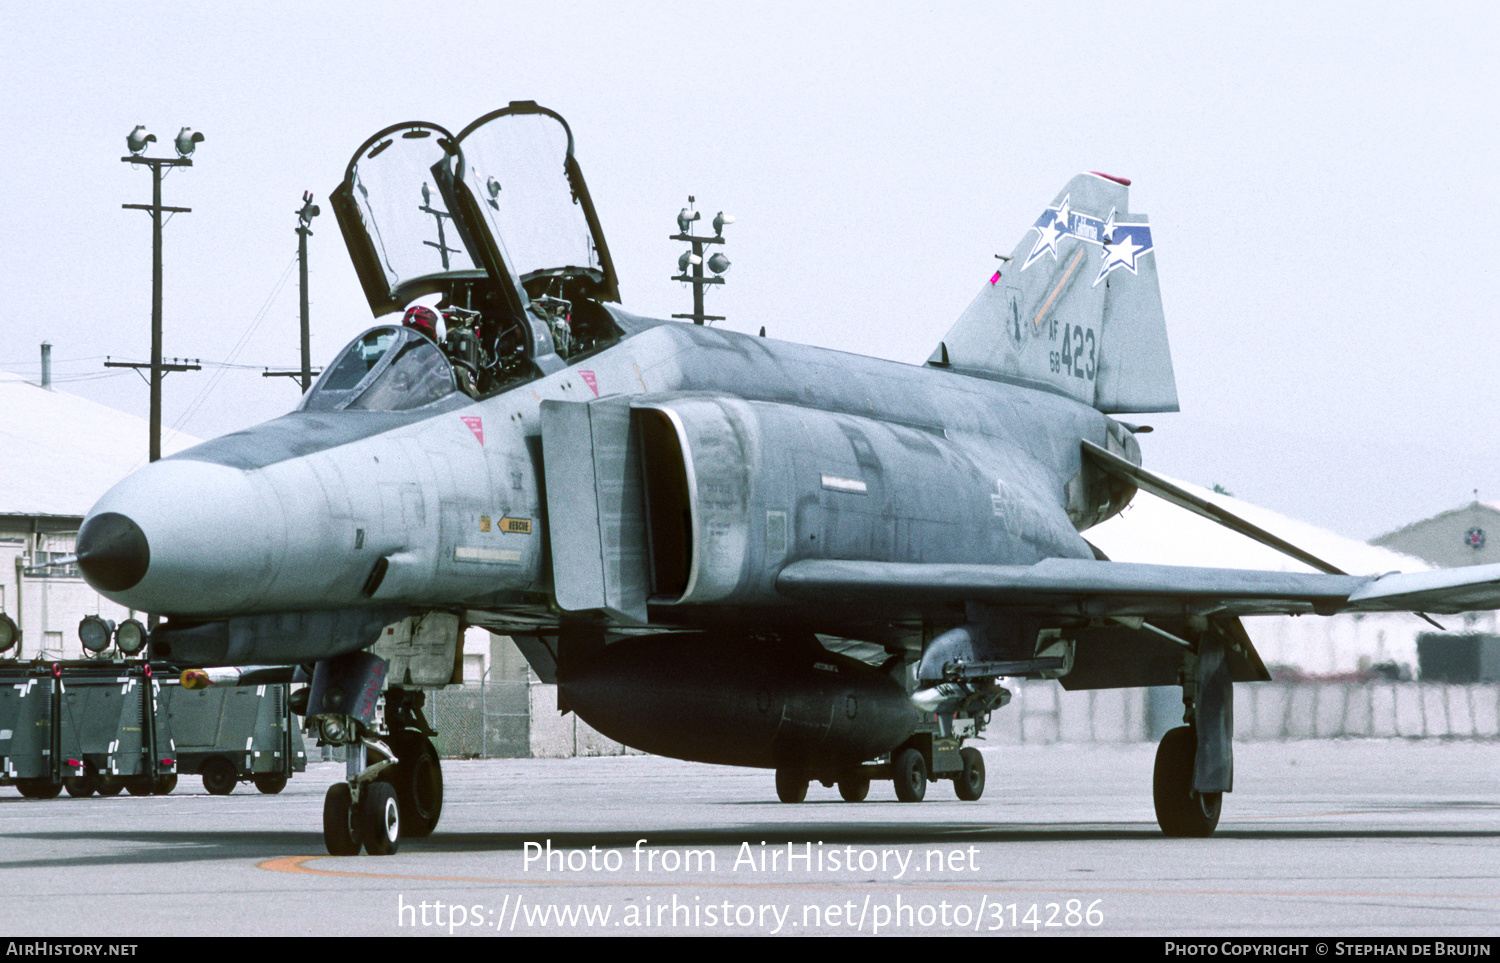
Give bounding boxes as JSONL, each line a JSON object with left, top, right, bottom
{"left": 1346, "top": 563, "right": 1500, "bottom": 613}
{"left": 1081, "top": 440, "right": 1348, "bottom": 575}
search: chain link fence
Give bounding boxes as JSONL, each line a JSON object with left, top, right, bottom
{"left": 427, "top": 678, "right": 531, "bottom": 759}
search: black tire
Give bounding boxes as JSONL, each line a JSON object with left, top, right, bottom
{"left": 323, "top": 783, "right": 362, "bottom": 856}
{"left": 125, "top": 778, "right": 153, "bottom": 796}
{"left": 954, "top": 746, "right": 985, "bottom": 801}
{"left": 775, "top": 768, "right": 808, "bottom": 803}
{"left": 152, "top": 774, "right": 177, "bottom": 795}
{"left": 892, "top": 747, "right": 927, "bottom": 803}
{"left": 381, "top": 732, "right": 442, "bottom": 837}
{"left": 18, "top": 778, "right": 61, "bottom": 800}
{"left": 362, "top": 781, "right": 401, "bottom": 856}
{"left": 64, "top": 774, "right": 97, "bottom": 798}
{"left": 254, "top": 773, "right": 288, "bottom": 795}
{"left": 201, "top": 758, "right": 237, "bottom": 796}
{"left": 837, "top": 774, "right": 870, "bottom": 802}
{"left": 97, "top": 778, "right": 124, "bottom": 797}
{"left": 1153, "top": 725, "right": 1222, "bottom": 838}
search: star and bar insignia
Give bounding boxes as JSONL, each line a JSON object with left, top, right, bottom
{"left": 1021, "top": 195, "right": 1155, "bottom": 286}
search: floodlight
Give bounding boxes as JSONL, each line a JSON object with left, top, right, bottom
{"left": 712, "top": 212, "right": 735, "bottom": 236}
{"left": 174, "top": 127, "right": 204, "bottom": 158}
{"left": 114, "top": 619, "right": 147, "bottom": 657}
{"left": 78, "top": 615, "right": 115, "bottom": 654}
{"left": 707, "top": 252, "right": 731, "bottom": 275}
{"left": 677, "top": 207, "right": 700, "bottom": 233}
{"left": 0, "top": 613, "right": 16, "bottom": 653}
{"left": 126, "top": 126, "right": 155, "bottom": 155}
{"left": 678, "top": 251, "right": 701, "bottom": 272}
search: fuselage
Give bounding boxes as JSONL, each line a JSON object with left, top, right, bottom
{"left": 79, "top": 311, "right": 1121, "bottom": 639}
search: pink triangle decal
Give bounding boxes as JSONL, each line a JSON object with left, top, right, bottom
{"left": 579, "top": 370, "right": 599, "bottom": 397}
{"left": 461, "top": 415, "right": 484, "bottom": 446}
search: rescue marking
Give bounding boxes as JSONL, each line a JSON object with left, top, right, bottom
{"left": 500, "top": 517, "right": 532, "bottom": 535}
{"left": 460, "top": 416, "right": 484, "bottom": 446}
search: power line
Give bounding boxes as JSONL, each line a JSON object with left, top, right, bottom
{"left": 170, "top": 252, "right": 298, "bottom": 432}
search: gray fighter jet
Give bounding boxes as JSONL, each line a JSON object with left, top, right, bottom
{"left": 76, "top": 103, "right": 1500, "bottom": 855}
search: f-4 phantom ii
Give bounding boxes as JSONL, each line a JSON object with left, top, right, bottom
{"left": 77, "top": 103, "right": 1500, "bottom": 855}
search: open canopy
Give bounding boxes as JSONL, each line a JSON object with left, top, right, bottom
{"left": 331, "top": 103, "right": 617, "bottom": 319}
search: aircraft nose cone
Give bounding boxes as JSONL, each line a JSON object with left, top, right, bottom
{"left": 76, "top": 512, "right": 151, "bottom": 592}
{"left": 81, "top": 458, "right": 287, "bottom": 615}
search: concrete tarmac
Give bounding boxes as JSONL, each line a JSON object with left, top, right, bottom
{"left": 1, "top": 740, "right": 1497, "bottom": 938}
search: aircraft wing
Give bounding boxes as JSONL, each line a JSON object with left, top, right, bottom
{"left": 776, "top": 557, "right": 1500, "bottom": 618}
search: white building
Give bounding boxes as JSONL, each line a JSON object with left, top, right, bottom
{"left": 0, "top": 370, "right": 197, "bottom": 660}
{"left": 1086, "top": 477, "right": 1491, "bottom": 678}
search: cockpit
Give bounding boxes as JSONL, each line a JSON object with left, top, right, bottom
{"left": 314, "top": 102, "right": 626, "bottom": 409}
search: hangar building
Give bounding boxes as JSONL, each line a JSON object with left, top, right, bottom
{"left": 1371, "top": 500, "right": 1500, "bottom": 569}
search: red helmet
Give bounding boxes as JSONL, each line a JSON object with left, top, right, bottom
{"left": 403, "top": 305, "right": 439, "bottom": 338}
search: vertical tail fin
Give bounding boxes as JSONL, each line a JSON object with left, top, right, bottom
{"left": 929, "top": 172, "right": 1178, "bottom": 413}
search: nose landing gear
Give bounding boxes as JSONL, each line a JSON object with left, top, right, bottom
{"left": 305, "top": 653, "right": 447, "bottom": 856}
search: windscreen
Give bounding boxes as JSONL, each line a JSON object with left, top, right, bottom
{"left": 346, "top": 126, "right": 479, "bottom": 293}
{"left": 458, "top": 111, "right": 602, "bottom": 281}
{"left": 346, "top": 338, "right": 455, "bottom": 411}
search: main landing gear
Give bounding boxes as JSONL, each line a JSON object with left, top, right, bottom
{"left": 1152, "top": 629, "right": 1235, "bottom": 838}
{"left": 303, "top": 652, "right": 445, "bottom": 856}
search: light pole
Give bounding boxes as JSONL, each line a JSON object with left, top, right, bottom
{"left": 264, "top": 192, "right": 323, "bottom": 391}
{"left": 671, "top": 196, "right": 733, "bottom": 325}
{"left": 112, "top": 125, "right": 204, "bottom": 462}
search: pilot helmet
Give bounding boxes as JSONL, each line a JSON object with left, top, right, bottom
{"left": 402, "top": 305, "right": 439, "bottom": 339}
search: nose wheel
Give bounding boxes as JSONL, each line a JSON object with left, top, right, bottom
{"left": 323, "top": 778, "right": 403, "bottom": 856}
{"left": 323, "top": 783, "right": 362, "bottom": 856}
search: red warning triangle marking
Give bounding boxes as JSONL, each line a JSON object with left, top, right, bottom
{"left": 460, "top": 415, "right": 483, "bottom": 446}
{"left": 579, "top": 370, "right": 599, "bottom": 397}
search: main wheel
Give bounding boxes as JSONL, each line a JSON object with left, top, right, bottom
{"left": 97, "top": 778, "right": 124, "bottom": 797}
{"left": 254, "top": 773, "right": 288, "bottom": 795}
{"left": 954, "top": 746, "right": 985, "bottom": 801}
{"left": 65, "top": 772, "right": 98, "bottom": 798}
{"left": 152, "top": 774, "right": 177, "bottom": 795}
{"left": 775, "top": 768, "right": 808, "bottom": 803}
{"left": 17, "top": 778, "right": 62, "bottom": 800}
{"left": 362, "top": 781, "right": 401, "bottom": 856}
{"left": 380, "top": 732, "right": 442, "bottom": 837}
{"left": 892, "top": 748, "right": 927, "bottom": 802}
{"left": 1153, "top": 725, "right": 1222, "bottom": 837}
{"left": 201, "top": 758, "right": 237, "bottom": 796}
{"left": 323, "top": 783, "right": 362, "bottom": 856}
{"left": 838, "top": 773, "right": 870, "bottom": 802}
{"left": 125, "top": 778, "right": 153, "bottom": 796}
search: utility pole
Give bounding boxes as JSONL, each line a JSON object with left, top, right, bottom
{"left": 264, "top": 192, "right": 322, "bottom": 391}
{"left": 113, "top": 125, "right": 204, "bottom": 462}
{"left": 670, "top": 196, "right": 733, "bottom": 325}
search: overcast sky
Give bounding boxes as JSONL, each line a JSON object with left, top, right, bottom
{"left": 2, "top": 2, "right": 1496, "bottom": 540}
